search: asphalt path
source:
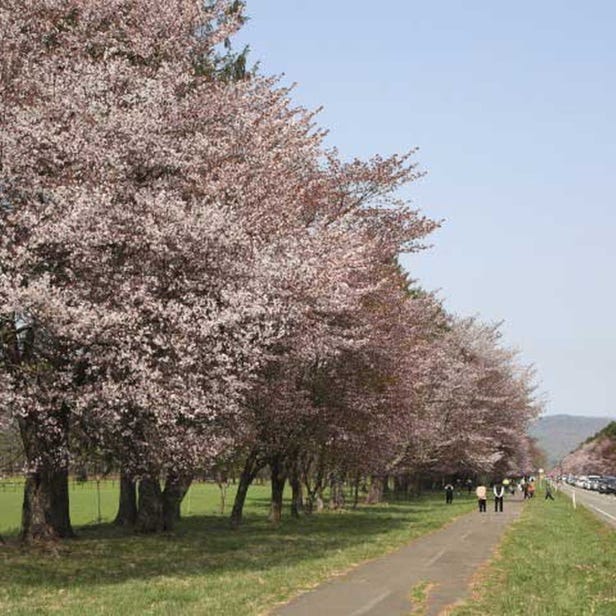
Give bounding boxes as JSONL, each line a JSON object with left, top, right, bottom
{"left": 273, "top": 495, "right": 524, "bottom": 616}
{"left": 559, "top": 483, "right": 616, "bottom": 528}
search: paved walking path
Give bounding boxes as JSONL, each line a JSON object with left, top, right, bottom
{"left": 273, "top": 495, "right": 524, "bottom": 616}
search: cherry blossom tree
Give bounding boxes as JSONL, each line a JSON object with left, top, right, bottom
{"left": 383, "top": 313, "right": 541, "bottom": 492}
{"left": 0, "top": 0, "right": 314, "bottom": 539}
{"left": 561, "top": 423, "right": 616, "bottom": 476}
{"left": 227, "top": 156, "right": 438, "bottom": 525}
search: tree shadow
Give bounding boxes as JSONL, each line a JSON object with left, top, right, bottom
{"left": 0, "top": 499, "right": 443, "bottom": 590}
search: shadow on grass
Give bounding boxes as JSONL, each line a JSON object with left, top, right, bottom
{"left": 0, "top": 495, "right": 471, "bottom": 590}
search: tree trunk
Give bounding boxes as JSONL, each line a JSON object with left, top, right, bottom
{"left": 290, "top": 466, "right": 303, "bottom": 518}
{"left": 136, "top": 476, "right": 164, "bottom": 533}
{"left": 230, "top": 451, "right": 263, "bottom": 528}
{"left": 269, "top": 456, "right": 286, "bottom": 525}
{"left": 301, "top": 451, "right": 325, "bottom": 515}
{"left": 215, "top": 470, "right": 230, "bottom": 515}
{"left": 352, "top": 474, "right": 360, "bottom": 509}
{"left": 365, "top": 475, "right": 385, "bottom": 504}
{"left": 382, "top": 474, "right": 391, "bottom": 496}
{"left": 19, "top": 409, "right": 73, "bottom": 543}
{"left": 328, "top": 473, "right": 345, "bottom": 510}
{"left": 21, "top": 467, "right": 73, "bottom": 543}
{"left": 410, "top": 475, "right": 423, "bottom": 497}
{"left": 114, "top": 470, "right": 137, "bottom": 527}
{"left": 393, "top": 474, "right": 410, "bottom": 498}
{"left": 315, "top": 487, "right": 325, "bottom": 512}
{"left": 162, "top": 473, "right": 192, "bottom": 531}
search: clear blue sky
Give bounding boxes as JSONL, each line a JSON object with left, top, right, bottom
{"left": 236, "top": 1, "right": 616, "bottom": 418}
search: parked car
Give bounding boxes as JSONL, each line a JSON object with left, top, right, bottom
{"left": 598, "top": 476, "right": 616, "bottom": 494}
{"left": 587, "top": 475, "right": 601, "bottom": 491}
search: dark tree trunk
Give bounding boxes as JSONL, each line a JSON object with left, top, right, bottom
{"left": 289, "top": 466, "right": 303, "bottom": 518}
{"left": 328, "top": 473, "right": 345, "bottom": 510}
{"left": 382, "top": 474, "right": 391, "bottom": 496}
{"left": 21, "top": 467, "right": 73, "bottom": 543}
{"left": 410, "top": 475, "right": 423, "bottom": 497}
{"left": 301, "top": 450, "right": 325, "bottom": 515}
{"left": 136, "top": 476, "right": 164, "bottom": 533}
{"left": 162, "top": 473, "right": 192, "bottom": 531}
{"left": 230, "top": 451, "right": 264, "bottom": 528}
{"left": 365, "top": 474, "right": 385, "bottom": 504}
{"left": 352, "top": 474, "right": 361, "bottom": 509}
{"left": 19, "top": 408, "right": 73, "bottom": 544}
{"left": 393, "top": 474, "right": 410, "bottom": 498}
{"left": 114, "top": 470, "right": 137, "bottom": 527}
{"left": 269, "top": 456, "right": 286, "bottom": 524}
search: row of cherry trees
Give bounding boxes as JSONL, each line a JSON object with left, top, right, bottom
{"left": 0, "top": 0, "right": 541, "bottom": 542}
{"left": 560, "top": 423, "right": 616, "bottom": 476}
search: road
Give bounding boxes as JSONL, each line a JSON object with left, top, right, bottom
{"left": 559, "top": 483, "right": 616, "bottom": 528}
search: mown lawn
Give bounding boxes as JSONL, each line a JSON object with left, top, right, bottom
{"left": 0, "top": 481, "right": 474, "bottom": 615}
{"left": 0, "top": 477, "right": 257, "bottom": 536}
{"left": 451, "top": 488, "right": 616, "bottom": 616}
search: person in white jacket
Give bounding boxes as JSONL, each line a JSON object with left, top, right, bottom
{"left": 493, "top": 482, "right": 505, "bottom": 512}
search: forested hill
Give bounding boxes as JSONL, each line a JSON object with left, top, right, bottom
{"left": 529, "top": 414, "right": 614, "bottom": 468}
{"left": 560, "top": 421, "right": 616, "bottom": 475}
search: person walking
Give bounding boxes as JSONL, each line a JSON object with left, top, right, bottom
{"left": 528, "top": 481, "right": 536, "bottom": 499}
{"left": 545, "top": 483, "right": 555, "bottom": 500}
{"left": 493, "top": 482, "right": 505, "bottom": 512}
{"left": 444, "top": 482, "right": 454, "bottom": 504}
{"left": 476, "top": 483, "right": 487, "bottom": 512}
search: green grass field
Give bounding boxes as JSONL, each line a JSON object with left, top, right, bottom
{"left": 451, "top": 489, "right": 616, "bottom": 616}
{"left": 0, "top": 480, "right": 475, "bottom": 615}
{"left": 0, "top": 478, "right": 263, "bottom": 536}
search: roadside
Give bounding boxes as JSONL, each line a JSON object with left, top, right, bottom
{"left": 273, "top": 494, "right": 524, "bottom": 616}
{"left": 559, "top": 483, "right": 616, "bottom": 528}
{"left": 450, "top": 489, "right": 616, "bottom": 615}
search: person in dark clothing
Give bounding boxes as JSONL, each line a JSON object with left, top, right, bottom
{"left": 493, "top": 483, "right": 505, "bottom": 512}
{"left": 444, "top": 483, "right": 454, "bottom": 504}
{"left": 545, "top": 483, "right": 555, "bottom": 500}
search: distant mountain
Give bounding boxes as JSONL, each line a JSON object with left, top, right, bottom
{"left": 529, "top": 414, "right": 614, "bottom": 468}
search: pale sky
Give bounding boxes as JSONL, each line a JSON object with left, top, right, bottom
{"left": 236, "top": 1, "right": 616, "bottom": 418}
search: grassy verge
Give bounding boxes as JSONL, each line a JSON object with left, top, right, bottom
{"left": 0, "top": 482, "right": 474, "bottom": 615}
{"left": 450, "top": 489, "right": 616, "bottom": 616}
{"left": 409, "top": 580, "right": 433, "bottom": 615}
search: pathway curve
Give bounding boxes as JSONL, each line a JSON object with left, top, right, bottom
{"left": 273, "top": 495, "right": 524, "bottom": 616}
